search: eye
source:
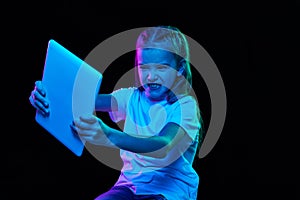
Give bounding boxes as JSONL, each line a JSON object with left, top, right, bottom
{"left": 138, "top": 65, "right": 149, "bottom": 70}
{"left": 157, "top": 65, "right": 168, "bottom": 70}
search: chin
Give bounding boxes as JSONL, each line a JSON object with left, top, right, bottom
{"left": 148, "top": 92, "right": 168, "bottom": 101}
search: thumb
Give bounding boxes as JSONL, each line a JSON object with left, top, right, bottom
{"left": 80, "top": 114, "right": 97, "bottom": 123}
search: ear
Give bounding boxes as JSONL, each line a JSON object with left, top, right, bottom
{"left": 177, "top": 67, "right": 185, "bottom": 77}
{"left": 177, "top": 59, "right": 186, "bottom": 77}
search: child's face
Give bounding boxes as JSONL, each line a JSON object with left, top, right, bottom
{"left": 137, "top": 48, "right": 180, "bottom": 101}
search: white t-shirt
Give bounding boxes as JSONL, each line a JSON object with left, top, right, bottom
{"left": 109, "top": 87, "right": 201, "bottom": 200}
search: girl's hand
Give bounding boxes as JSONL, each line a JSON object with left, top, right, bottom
{"left": 29, "top": 80, "right": 50, "bottom": 117}
{"left": 71, "top": 114, "right": 113, "bottom": 146}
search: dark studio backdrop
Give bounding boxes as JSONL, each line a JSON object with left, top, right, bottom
{"left": 3, "top": 1, "right": 298, "bottom": 199}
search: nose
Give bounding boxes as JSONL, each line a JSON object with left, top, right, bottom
{"left": 147, "top": 70, "right": 158, "bottom": 82}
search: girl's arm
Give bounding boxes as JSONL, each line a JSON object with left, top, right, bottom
{"left": 72, "top": 115, "right": 191, "bottom": 158}
{"left": 95, "top": 94, "right": 118, "bottom": 112}
{"left": 107, "top": 121, "right": 189, "bottom": 158}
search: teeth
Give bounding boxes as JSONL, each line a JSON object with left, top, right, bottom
{"left": 148, "top": 83, "right": 160, "bottom": 89}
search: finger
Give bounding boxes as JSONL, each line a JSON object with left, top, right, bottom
{"left": 29, "top": 94, "right": 50, "bottom": 117}
{"left": 70, "top": 124, "right": 78, "bottom": 135}
{"left": 70, "top": 124, "right": 93, "bottom": 136}
{"left": 34, "top": 99, "right": 50, "bottom": 116}
{"left": 79, "top": 115, "right": 97, "bottom": 124}
{"left": 32, "top": 90, "right": 49, "bottom": 108}
{"left": 72, "top": 119, "right": 92, "bottom": 130}
{"left": 29, "top": 95, "right": 39, "bottom": 110}
{"left": 76, "top": 134, "right": 92, "bottom": 142}
{"left": 31, "top": 90, "right": 50, "bottom": 112}
{"left": 35, "top": 80, "right": 46, "bottom": 97}
{"left": 37, "top": 109, "right": 50, "bottom": 117}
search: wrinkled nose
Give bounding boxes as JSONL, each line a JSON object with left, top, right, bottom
{"left": 147, "top": 70, "right": 158, "bottom": 82}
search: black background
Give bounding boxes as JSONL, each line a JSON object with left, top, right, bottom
{"left": 3, "top": 1, "right": 299, "bottom": 199}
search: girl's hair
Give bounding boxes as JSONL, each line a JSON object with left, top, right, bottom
{"left": 134, "top": 25, "right": 193, "bottom": 104}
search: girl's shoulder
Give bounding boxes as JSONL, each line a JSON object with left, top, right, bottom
{"left": 170, "top": 95, "right": 200, "bottom": 112}
{"left": 112, "top": 87, "right": 138, "bottom": 94}
{"left": 177, "top": 95, "right": 198, "bottom": 105}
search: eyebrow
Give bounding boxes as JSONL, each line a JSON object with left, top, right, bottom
{"left": 138, "top": 62, "right": 171, "bottom": 66}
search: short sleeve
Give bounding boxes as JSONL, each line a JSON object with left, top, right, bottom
{"left": 108, "top": 87, "right": 135, "bottom": 122}
{"left": 168, "top": 96, "right": 201, "bottom": 141}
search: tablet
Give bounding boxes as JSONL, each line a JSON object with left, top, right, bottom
{"left": 35, "top": 39, "right": 102, "bottom": 156}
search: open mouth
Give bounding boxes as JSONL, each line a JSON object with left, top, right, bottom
{"left": 147, "top": 83, "right": 161, "bottom": 90}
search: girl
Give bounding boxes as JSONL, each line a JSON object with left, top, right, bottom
{"left": 30, "top": 26, "right": 203, "bottom": 200}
